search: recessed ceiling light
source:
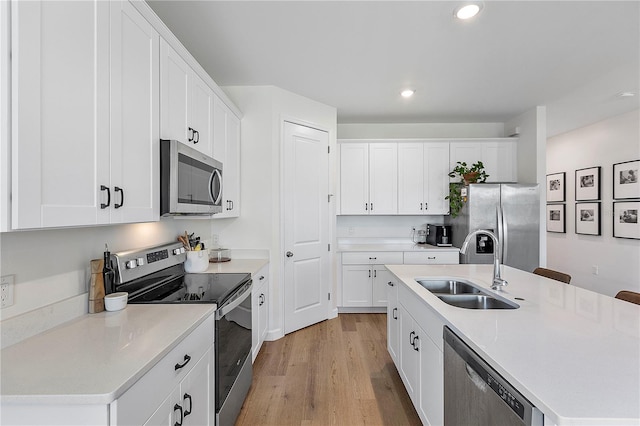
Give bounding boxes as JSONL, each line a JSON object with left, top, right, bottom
{"left": 454, "top": 3, "right": 482, "bottom": 20}
{"left": 617, "top": 91, "right": 636, "bottom": 98}
{"left": 401, "top": 89, "right": 415, "bottom": 98}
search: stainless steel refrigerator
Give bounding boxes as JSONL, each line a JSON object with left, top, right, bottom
{"left": 446, "top": 184, "right": 540, "bottom": 272}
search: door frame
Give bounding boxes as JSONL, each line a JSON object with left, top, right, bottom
{"left": 279, "top": 115, "right": 337, "bottom": 336}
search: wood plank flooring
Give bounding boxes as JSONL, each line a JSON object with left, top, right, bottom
{"left": 235, "top": 314, "right": 421, "bottom": 426}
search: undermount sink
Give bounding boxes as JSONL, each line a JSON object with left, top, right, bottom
{"left": 415, "top": 278, "right": 519, "bottom": 310}
{"left": 436, "top": 294, "right": 519, "bottom": 310}
{"left": 416, "top": 279, "right": 483, "bottom": 295}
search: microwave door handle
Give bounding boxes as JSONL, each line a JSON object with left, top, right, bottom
{"left": 209, "top": 169, "right": 223, "bottom": 205}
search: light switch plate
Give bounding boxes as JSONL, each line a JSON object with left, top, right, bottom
{"left": 1, "top": 274, "right": 15, "bottom": 308}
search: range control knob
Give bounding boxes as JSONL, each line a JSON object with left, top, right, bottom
{"left": 180, "top": 247, "right": 186, "bottom": 254}
{"left": 125, "top": 259, "right": 138, "bottom": 269}
{"left": 137, "top": 257, "right": 145, "bottom": 266}
{"left": 173, "top": 248, "right": 182, "bottom": 255}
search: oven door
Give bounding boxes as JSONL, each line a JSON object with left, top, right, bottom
{"left": 215, "top": 283, "right": 252, "bottom": 426}
{"left": 160, "top": 139, "right": 223, "bottom": 216}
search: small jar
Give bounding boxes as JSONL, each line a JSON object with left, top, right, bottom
{"left": 209, "top": 248, "right": 231, "bottom": 263}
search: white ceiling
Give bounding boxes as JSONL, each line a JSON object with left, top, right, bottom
{"left": 147, "top": 1, "right": 640, "bottom": 136}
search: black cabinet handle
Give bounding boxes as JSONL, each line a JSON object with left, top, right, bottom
{"left": 374, "top": 270, "right": 377, "bottom": 278}
{"left": 100, "top": 185, "right": 110, "bottom": 209}
{"left": 392, "top": 307, "right": 397, "bottom": 320}
{"left": 229, "top": 200, "right": 234, "bottom": 210}
{"left": 370, "top": 203, "right": 373, "bottom": 211}
{"left": 174, "top": 404, "right": 183, "bottom": 426}
{"left": 188, "top": 127, "right": 194, "bottom": 142}
{"left": 387, "top": 281, "right": 394, "bottom": 287}
{"left": 114, "top": 187, "right": 124, "bottom": 209}
{"left": 420, "top": 202, "right": 423, "bottom": 210}
{"left": 183, "top": 393, "right": 192, "bottom": 417}
{"left": 259, "top": 293, "right": 265, "bottom": 306}
{"left": 365, "top": 203, "right": 368, "bottom": 211}
{"left": 368, "top": 270, "right": 371, "bottom": 278}
{"left": 194, "top": 130, "right": 200, "bottom": 144}
{"left": 424, "top": 202, "right": 428, "bottom": 210}
{"left": 409, "top": 331, "right": 415, "bottom": 346}
{"left": 369, "top": 257, "right": 377, "bottom": 260}
{"left": 174, "top": 354, "right": 191, "bottom": 370}
{"left": 259, "top": 275, "right": 265, "bottom": 281}
{"left": 413, "top": 335, "right": 419, "bottom": 351}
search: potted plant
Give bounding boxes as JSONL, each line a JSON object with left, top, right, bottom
{"left": 445, "top": 161, "right": 489, "bottom": 217}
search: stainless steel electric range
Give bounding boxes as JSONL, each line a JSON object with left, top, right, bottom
{"left": 107, "top": 242, "right": 252, "bottom": 426}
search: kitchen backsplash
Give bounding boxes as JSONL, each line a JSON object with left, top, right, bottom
{"left": 0, "top": 218, "right": 213, "bottom": 347}
{"left": 337, "top": 215, "right": 445, "bottom": 239}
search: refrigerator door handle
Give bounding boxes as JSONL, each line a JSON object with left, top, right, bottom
{"left": 498, "top": 205, "right": 507, "bottom": 264}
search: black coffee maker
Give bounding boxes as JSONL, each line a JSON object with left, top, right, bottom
{"left": 426, "top": 224, "right": 452, "bottom": 246}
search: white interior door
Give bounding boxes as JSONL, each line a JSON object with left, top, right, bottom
{"left": 283, "top": 121, "right": 330, "bottom": 334}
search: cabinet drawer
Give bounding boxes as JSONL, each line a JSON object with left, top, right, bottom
{"left": 113, "top": 315, "right": 214, "bottom": 426}
{"left": 342, "top": 252, "right": 403, "bottom": 265}
{"left": 403, "top": 251, "right": 459, "bottom": 265}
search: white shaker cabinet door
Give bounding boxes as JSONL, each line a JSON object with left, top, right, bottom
{"left": 160, "top": 38, "right": 190, "bottom": 144}
{"left": 189, "top": 72, "right": 214, "bottom": 156}
{"left": 372, "top": 266, "right": 393, "bottom": 307}
{"left": 386, "top": 280, "right": 400, "bottom": 364}
{"left": 398, "top": 143, "right": 425, "bottom": 215}
{"left": 341, "top": 264, "right": 373, "bottom": 306}
{"left": 11, "top": 0, "right": 110, "bottom": 229}
{"left": 424, "top": 142, "right": 450, "bottom": 215}
{"left": 339, "top": 143, "right": 369, "bottom": 214}
{"left": 368, "top": 143, "right": 397, "bottom": 215}
{"left": 109, "top": 0, "right": 159, "bottom": 224}
{"left": 213, "top": 96, "right": 241, "bottom": 218}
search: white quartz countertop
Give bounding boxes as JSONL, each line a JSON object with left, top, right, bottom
{"left": 0, "top": 304, "right": 216, "bottom": 405}
{"left": 203, "top": 258, "right": 268, "bottom": 275}
{"left": 338, "top": 241, "right": 459, "bottom": 252}
{"left": 385, "top": 264, "right": 640, "bottom": 426}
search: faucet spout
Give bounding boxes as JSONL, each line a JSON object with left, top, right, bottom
{"left": 460, "top": 229, "right": 508, "bottom": 290}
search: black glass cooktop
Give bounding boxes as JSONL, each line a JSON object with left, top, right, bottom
{"left": 119, "top": 264, "right": 251, "bottom": 305}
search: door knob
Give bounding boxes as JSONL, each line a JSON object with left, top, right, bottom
{"left": 286, "top": 251, "right": 294, "bottom": 257}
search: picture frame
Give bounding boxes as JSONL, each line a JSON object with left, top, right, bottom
{"left": 613, "top": 201, "right": 640, "bottom": 239}
{"left": 575, "top": 166, "right": 600, "bottom": 201}
{"left": 546, "top": 204, "right": 566, "bottom": 233}
{"left": 546, "top": 172, "right": 566, "bottom": 202}
{"left": 575, "top": 202, "right": 600, "bottom": 236}
{"left": 613, "top": 160, "right": 640, "bottom": 200}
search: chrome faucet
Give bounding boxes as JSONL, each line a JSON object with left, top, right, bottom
{"left": 460, "top": 230, "right": 508, "bottom": 290}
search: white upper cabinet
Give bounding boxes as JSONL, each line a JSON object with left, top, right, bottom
{"left": 10, "top": 0, "right": 158, "bottom": 229}
{"left": 449, "top": 139, "right": 517, "bottom": 183}
{"left": 398, "top": 142, "right": 449, "bottom": 215}
{"left": 339, "top": 142, "right": 397, "bottom": 215}
{"left": 160, "top": 39, "right": 214, "bottom": 156}
{"left": 109, "top": 0, "right": 159, "bottom": 224}
{"left": 213, "top": 96, "right": 241, "bottom": 218}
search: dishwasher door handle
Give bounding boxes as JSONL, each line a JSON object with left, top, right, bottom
{"left": 465, "top": 363, "right": 488, "bottom": 392}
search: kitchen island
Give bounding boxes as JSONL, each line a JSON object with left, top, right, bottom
{"left": 386, "top": 263, "right": 640, "bottom": 426}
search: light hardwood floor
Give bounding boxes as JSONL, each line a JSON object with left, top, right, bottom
{"left": 236, "top": 313, "right": 421, "bottom": 426}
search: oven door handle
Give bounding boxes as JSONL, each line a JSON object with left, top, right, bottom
{"left": 216, "top": 284, "right": 252, "bottom": 319}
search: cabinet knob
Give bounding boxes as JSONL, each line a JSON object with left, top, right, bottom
{"left": 286, "top": 251, "right": 294, "bottom": 258}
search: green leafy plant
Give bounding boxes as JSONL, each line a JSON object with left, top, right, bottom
{"left": 445, "top": 161, "right": 489, "bottom": 217}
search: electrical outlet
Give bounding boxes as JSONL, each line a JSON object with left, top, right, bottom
{"left": 1, "top": 275, "right": 15, "bottom": 308}
{"left": 592, "top": 265, "right": 599, "bottom": 275}
{"left": 348, "top": 227, "right": 355, "bottom": 236}
{"left": 212, "top": 234, "right": 219, "bottom": 245}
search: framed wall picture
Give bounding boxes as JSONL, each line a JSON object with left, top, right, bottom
{"left": 613, "top": 201, "right": 640, "bottom": 239}
{"left": 575, "top": 202, "right": 600, "bottom": 236}
{"left": 575, "top": 166, "right": 600, "bottom": 201}
{"left": 546, "top": 172, "right": 566, "bottom": 202}
{"left": 546, "top": 204, "right": 565, "bottom": 233}
{"left": 613, "top": 160, "right": 640, "bottom": 199}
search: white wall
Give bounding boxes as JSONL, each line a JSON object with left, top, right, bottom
{"left": 218, "top": 85, "right": 337, "bottom": 340}
{"left": 337, "top": 122, "right": 505, "bottom": 139}
{"left": 0, "top": 218, "right": 213, "bottom": 346}
{"left": 546, "top": 109, "right": 640, "bottom": 296}
{"left": 337, "top": 215, "right": 444, "bottom": 240}
{"left": 505, "top": 106, "right": 548, "bottom": 266}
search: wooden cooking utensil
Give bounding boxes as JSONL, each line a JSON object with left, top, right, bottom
{"left": 89, "top": 259, "right": 105, "bottom": 313}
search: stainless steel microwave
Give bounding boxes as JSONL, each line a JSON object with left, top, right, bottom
{"left": 160, "top": 139, "right": 223, "bottom": 216}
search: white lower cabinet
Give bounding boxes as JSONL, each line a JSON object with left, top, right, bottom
{"left": 393, "top": 284, "right": 444, "bottom": 426}
{"left": 113, "top": 315, "right": 214, "bottom": 426}
{"left": 341, "top": 252, "right": 403, "bottom": 307}
{"left": 386, "top": 279, "right": 400, "bottom": 364}
{"left": 143, "top": 349, "right": 212, "bottom": 426}
{"left": 252, "top": 264, "right": 270, "bottom": 361}
{"left": 403, "top": 251, "right": 459, "bottom": 265}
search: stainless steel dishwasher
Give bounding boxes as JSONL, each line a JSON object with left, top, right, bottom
{"left": 443, "top": 327, "right": 544, "bottom": 426}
